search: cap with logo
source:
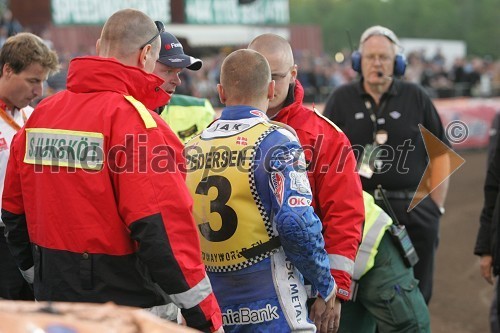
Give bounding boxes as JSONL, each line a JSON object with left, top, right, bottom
{"left": 157, "top": 31, "right": 202, "bottom": 71}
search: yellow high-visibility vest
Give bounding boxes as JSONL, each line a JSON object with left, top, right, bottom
{"left": 353, "top": 192, "right": 393, "bottom": 280}
{"left": 160, "top": 94, "right": 215, "bottom": 143}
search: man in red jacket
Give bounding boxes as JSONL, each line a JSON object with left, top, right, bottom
{"left": 2, "top": 9, "right": 222, "bottom": 332}
{"left": 249, "top": 34, "right": 364, "bottom": 333}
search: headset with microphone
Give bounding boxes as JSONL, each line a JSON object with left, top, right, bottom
{"left": 351, "top": 25, "right": 406, "bottom": 77}
{"left": 377, "top": 71, "right": 393, "bottom": 80}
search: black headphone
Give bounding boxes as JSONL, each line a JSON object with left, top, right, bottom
{"left": 351, "top": 26, "right": 406, "bottom": 77}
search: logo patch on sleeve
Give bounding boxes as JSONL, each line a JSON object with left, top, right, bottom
{"left": 289, "top": 171, "right": 311, "bottom": 195}
{"left": 24, "top": 128, "right": 104, "bottom": 170}
{"left": 338, "top": 288, "right": 349, "bottom": 297}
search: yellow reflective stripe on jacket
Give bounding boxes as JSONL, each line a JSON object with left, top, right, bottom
{"left": 124, "top": 95, "right": 157, "bottom": 129}
{"left": 352, "top": 192, "right": 393, "bottom": 280}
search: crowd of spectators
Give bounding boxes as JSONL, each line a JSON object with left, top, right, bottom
{"left": 3, "top": 7, "right": 500, "bottom": 106}
{"left": 180, "top": 48, "right": 500, "bottom": 107}
{"left": 36, "top": 47, "right": 500, "bottom": 108}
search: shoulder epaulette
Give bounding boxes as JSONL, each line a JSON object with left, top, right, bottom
{"left": 124, "top": 95, "right": 157, "bottom": 129}
{"left": 312, "top": 106, "right": 343, "bottom": 133}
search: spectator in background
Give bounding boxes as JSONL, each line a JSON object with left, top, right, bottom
{"left": 46, "top": 53, "right": 69, "bottom": 95}
{"left": 404, "top": 52, "right": 425, "bottom": 84}
{"left": 192, "top": 70, "right": 218, "bottom": 106}
{"left": 1, "top": 9, "right": 23, "bottom": 38}
{"left": 422, "top": 62, "right": 454, "bottom": 98}
{"left": 431, "top": 47, "right": 446, "bottom": 68}
{"left": 153, "top": 31, "right": 216, "bottom": 143}
{"left": 0, "top": 32, "right": 59, "bottom": 301}
{"left": 450, "top": 57, "right": 470, "bottom": 96}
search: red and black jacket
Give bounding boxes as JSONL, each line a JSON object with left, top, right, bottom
{"left": 2, "top": 57, "right": 222, "bottom": 332}
{"left": 274, "top": 80, "right": 365, "bottom": 301}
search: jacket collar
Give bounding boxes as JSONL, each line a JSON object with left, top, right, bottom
{"left": 273, "top": 79, "right": 304, "bottom": 122}
{"left": 66, "top": 56, "right": 170, "bottom": 110}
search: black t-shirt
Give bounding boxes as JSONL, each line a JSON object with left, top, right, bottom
{"left": 323, "top": 79, "right": 449, "bottom": 191}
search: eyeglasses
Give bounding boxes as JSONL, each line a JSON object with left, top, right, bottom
{"left": 139, "top": 21, "right": 165, "bottom": 50}
{"left": 362, "top": 54, "right": 393, "bottom": 63}
{"left": 271, "top": 65, "right": 294, "bottom": 81}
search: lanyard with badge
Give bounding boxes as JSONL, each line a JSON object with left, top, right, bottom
{"left": 0, "top": 107, "right": 27, "bottom": 131}
{"left": 0, "top": 106, "right": 27, "bottom": 152}
{"left": 358, "top": 98, "right": 388, "bottom": 179}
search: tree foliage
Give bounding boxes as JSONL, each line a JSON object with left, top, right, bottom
{"left": 290, "top": 0, "right": 500, "bottom": 58}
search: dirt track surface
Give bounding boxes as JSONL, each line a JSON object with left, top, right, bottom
{"left": 430, "top": 149, "right": 491, "bottom": 333}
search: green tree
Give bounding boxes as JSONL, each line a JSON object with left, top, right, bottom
{"left": 290, "top": 0, "right": 500, "bottom": 58}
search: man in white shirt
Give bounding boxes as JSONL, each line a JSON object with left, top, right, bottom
{"left": 0, "top": 32, "right": 59, "bottom": 300}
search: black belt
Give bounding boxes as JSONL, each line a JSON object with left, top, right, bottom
{"left": 239, "top": 237, "right": 281, "bottom": 259}
{"left": 371, "top": 188, "right": 416, "bottom": 201}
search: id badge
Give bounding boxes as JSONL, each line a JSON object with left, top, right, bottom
{"left": 375, "top": 130, "right": 388, "bottom": 145}
{"left": 358, "top": 143, "right": 376, "bottom": 179}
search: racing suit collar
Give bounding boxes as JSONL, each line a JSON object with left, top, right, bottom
{"left": 66, "top": 56, "right": 170, "bottom": 111}
{"left": 220, "top": 105, "right": 269, "bottom": 121}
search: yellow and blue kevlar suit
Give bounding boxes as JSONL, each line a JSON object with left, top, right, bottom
{"left": 185, "top": 106, "right": 335, "bottom": 332}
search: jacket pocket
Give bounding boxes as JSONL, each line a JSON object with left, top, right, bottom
{"left": 80, "top": 252, "right": 93, "bottom": 290}
{"left": 379, "top": 278, "right": 420, "bottom": 326}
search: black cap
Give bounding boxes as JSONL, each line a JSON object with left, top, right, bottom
{"left": 157, "top": 31, "right": 202, "bottom": 71}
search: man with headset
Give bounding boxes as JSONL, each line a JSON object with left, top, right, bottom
{"left": 323, "top": 25, "right": 450, "bottom": 305}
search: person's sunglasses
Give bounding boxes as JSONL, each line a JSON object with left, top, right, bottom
{"left": 139, "top": 21, "right": 165, "bottom": 50}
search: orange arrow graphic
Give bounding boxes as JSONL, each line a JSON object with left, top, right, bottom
{"left": 408, "top": 124, "right": 466, "bottom": 211}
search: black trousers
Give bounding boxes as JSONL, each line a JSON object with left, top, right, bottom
{"left": 375, "top": 196, "right": 441, "bottom": 304}
{"left": 0, "top": 227, "right": 34, "bottom": 300}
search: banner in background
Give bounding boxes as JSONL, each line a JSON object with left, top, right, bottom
{"left": 185, "top": 0, "right": 289, "bottom": 25}
{"left": 434, "top": 98, "right": 500, "bottom": 150}
{"left": 51, "top": 0, "right": 171, "bottom": 25}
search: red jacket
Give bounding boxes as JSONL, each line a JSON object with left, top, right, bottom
{"left": 274, "top": 80, "right": 364, "bottom": 300}
{"left": 2, "top": 57, "right": 221, "bottom": 332}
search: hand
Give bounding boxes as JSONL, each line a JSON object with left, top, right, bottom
{"left": 19, "top": 266, "right": 34, "bottom": 284}
{"left": 213, "top": 326, "right": 225, "bottom": 333}
{"left": 480, "top": 255, "right": 494, "bottom": 285}
{"left": 309, "top": 296, "right": 340, "bottom": 333}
